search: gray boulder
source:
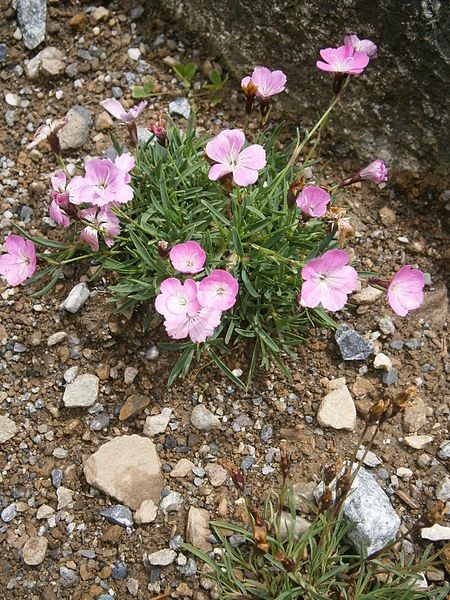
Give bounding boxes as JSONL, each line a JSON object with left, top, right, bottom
{"left": 17, "top": 0, "right": 47, "bottom": 50}
{"left": 315, "top": 466, "right": 400, "bottom": 556}
{"left": 156, "top": 0, "right": 449, "bottom": 186}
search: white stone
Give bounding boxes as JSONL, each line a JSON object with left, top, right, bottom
{"left": 143, "top": 408, "right": 171, "bottom": 437}
{"left": 148, "top": 548, "right": 177, "bottom": 566}
{"left": 83, "top": 435, "right": 163, "bottom": 510}
{"left": 373, "top": 353, "right": 392, "bottom": 371}
{"left": 356, "top": 447, "right": 382, "bottom": 467}
{"left": 326, "top": 377, "right": 346, "bottom": 391}
{"left": 5, "top": 93, "right": 19, "bottom": 107}
{"left": 61, "top": 282, "right": 90, "bottom": 313}
{"left": 160, "top": 491, "right": 183, "bottom": 513}
{"left": 280, "top": 512, "right": 311, "bottom": 540}
{"left": 421, "top": 524, "right": 450, "bottom": 542}
{"left": 317, "top": 384, "right": 356, "bottom": 431}
{"left": 47, "top": 331, "right": 67, "bottom": 346}
{"left": 134, "top": 499, "right": 157, "bottom": 524}
{"left": 0, "top": 416, "right": 18, "bottom": 443}
{"left": 128, "top": 48, "right": 141, "bottom": 60}
{"left": 124, "top": 366, "right": 138, "bottom": 384}
{"left": 170, "top": 458, "right": 195, "bottom": 478}
{"left": 57, "top": 487, "right": 74, "bottom": 509}
{"left": 91, "top": 6, "right": 109, "bottom": 22}
{"left": 436, "top": 477, "right": 450, "bottom": 502}
{"left": 396, "top": 467, "right": 413, "bottom": 479}
{"left": 404, "top": 435, "right": 433, "bottom": 450}
{"left": 190, "top": 405, "right": 221, "bottom": 431}
{"left": 36, "top": 505, "right": 55, "bottom": 519}
{"left": 63, "top": 374, "right": 99, "bottom": 408}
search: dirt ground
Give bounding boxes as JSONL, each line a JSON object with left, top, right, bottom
{"left": 0, "top": 1, "right": 449, "bottom": 598}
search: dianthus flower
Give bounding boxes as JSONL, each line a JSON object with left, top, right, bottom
{"left": 296, "top": 186, "right": 331, "bottom": 218}
{"left": 344, "top": 34, "right": 378, "bottom": 59}
{"left": 155, "top": 278, "right": 200, "bottom": 320}
{"left": 164, "top": 306, "right": 223, "bottom": 343}
{"left": 79, "top": 207, "right": 121, "bottom": 251}
{"left": 26, "top": 117, "right": 68, "bottom": 155}
{"left": 205, "top": 129, "right": 266, "bottom": 187}
{"left": 316, "top": 45, "right": 369, "bottom": 75}
{"left": 69, "top": 153, "right": 135, "bottom": 207}
{"left": 241, "top": 67, "right": 287, "bottom": 101}
{"left": 299, "top": 249, "right": 357, "bottom": 312}
{"left": 49, "top": 170, "right": 72, "bottom": 228}
{"left": 0, "top": 235, "right": 36, "bottom": 286}
{"left": 387, "top": 265, "right": 425, "bottom": 317}
{"left": 170, "top": 241, "right": 206, "bottom": 274}
{"left": 339, "top": 159, "right": 388, "bottom": 187}
{"left": 197, "top": 269, "right": 239, "bottom": 310}
{"left": 100, "top": 99, "right": 147, "bottom": 146}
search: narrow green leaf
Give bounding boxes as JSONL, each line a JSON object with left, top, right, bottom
{"left": 208, "top": 350, "right": 246, "bottom": 391}
{"left": 168, "top": 346, "right": 195, "bottom": 386}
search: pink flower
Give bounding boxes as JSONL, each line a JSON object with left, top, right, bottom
{"left": 49, "top": 200, "right": 70, "bottom": 228}
{"left": 79, "top": 207, "right": 121, "bottom": 251}
{"left": 359, "top": 160, "right": 388, "bottom": 183}
{"left": 164, "top": 307, "right": 223, "bottom": 343}
{"left": 296, "top": 186, "right": 331, "bottom": 218}
{"left": 0, "top": 235, "right": 36, "bottom": 286}
{"left": 26, "top": 117, "right": 68, "bottom": 154}
{"left": 170, "top": 241, "right": 206, "bottom": 274}
{"left": 300, "top": 249, "right": 357, "bottom": 312}
{"left": 155, "top": 278, "right": 200, "bottom": 320}
{"left": 50, "top": 170, "right": 70, "bottom": 208}
{"left": 197, "top": 269, "right": 239, "bottom": 311}
{"left": 316, "top": 45, "right": 369, "bottom": 75}
{"left": 344, "top": 34, "right": 378, "bottom": 59}
{"left": 100, "top": 98, "right": 147, "bottom": 123}
{"left": 387, "top": 265, "right": 425, "bottom": 317}
{"left": 205, "top": 129, "right": 266, "bottom": 187}
{"left": 241, "top": 67, "right": 287, "bottom": 101}
{"left": 69, "top": 153, "right": 134, "bottom": 207}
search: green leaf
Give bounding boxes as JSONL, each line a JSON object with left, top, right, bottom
{"left": 241, "top": 268, "right": 259, "bottom": 298}
{"left": 209, "top": 68, "right": 222, "bottom": 86}
{"left": 132, "top": 86, "right": 147, "bottom": 99}
{"left": 168, "top": 346, "right": 195, "bottom": 386}
{"left": 208, "top": 350, "right": 246, "bottom": 391}
{"left": 143, "top": 79, "right": 154, "bottom": 93}
{"left": 31, "top": 268, "right": 63, "bottom": 298}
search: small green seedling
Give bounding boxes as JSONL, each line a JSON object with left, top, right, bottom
{"left": 172, "top": 62, "right": 197, "bottom": 88}
{"left": 132, "top": 79, "right": 155, "bottom": 99}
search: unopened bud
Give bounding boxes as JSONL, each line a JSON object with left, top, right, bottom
{"left": 157, "top": 240, "right": 169, "bottom": 258}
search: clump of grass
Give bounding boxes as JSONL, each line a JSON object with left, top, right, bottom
{"left": 183, "top": 389, "right": 450, "bottom": 599}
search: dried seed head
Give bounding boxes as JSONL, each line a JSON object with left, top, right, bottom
{"left": 157, "top": 240, "right": 169, "bottom": 257}
{"left": 320, "top": 486, "right": 333, "bottom": 510}
{"left": 287, "top": 176, "right": 304, "bottom": 209}
{"left": 280, "top": 442, "right": 291, "bottom": 481}
{"left": 275, "top": 550, "right": 296, "bottom": 572}
{"left": 323, "top": 463, "right": 337, "bottom": 486}
{"left": 391, "top": 386, "right": 416, "bottom": 418}
{"left": 336, "top": 463, "right": 352, "bottom": 500}
{"left": 366, "top": 398, "right": 391, "bottom": 424}
{"left": 220, "top": 459, "right": 245, "bottom": 492}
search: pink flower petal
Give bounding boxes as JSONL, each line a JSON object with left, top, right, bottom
{"left": 208, "top": 163, "right": 233, "bottom": 181}
{"left": 232, "top": 165, "right": 259, "bottom": 186}
{"left": 170, "top": 241, "right": 206, "bottom": 274}
{"left": 237, "top": 144, "right": 266, "bottom": 170}
{"left": 100, "top": 98, "right": 126, "bottom": 120}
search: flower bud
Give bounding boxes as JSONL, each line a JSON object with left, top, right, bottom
{"left": 157, "top": 240, "right": 170, "bottom": 258}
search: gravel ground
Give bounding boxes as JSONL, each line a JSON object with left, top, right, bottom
{"left": 0, "top": 1, "right": 449, "bottom": 598}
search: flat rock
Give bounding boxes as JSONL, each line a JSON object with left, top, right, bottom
{"left": 436, "top": 477, "right": 450, "bottom": 502}
{"left": 22, "top": 536, "right": 48, "bottom": 566}
{"left": 0, "top": 416, "right": 18, "bottom": 443}
{"left": 143, "top": 408, "right": 172, "bottom": 436}
{"left": 190, "top": 405, "right": 221, "bottom": 431}
{"left": 61, "top": 282, "right": 90, "bottom": 313}
{"left": 438, "top": 441, "right": 450, "bottom": 460}
{"left": 119, "top": 394, "right": 150, "bottom": 421}
{"left": 315, "top": 467, "right": 400, "bottom": 556}
{"left": 84, "top": 435, "right": 163, "bottom": 510}
{"left": 404, "top": 435, "right": 433, "bottom": 450}
{"left": 335, "top": 325, "right": 373, "bottom": 361}
{"left": 170, "top": 458, "right": 195, "bottom": 478}
{"left": 160, "top": 491, "right": 183, "bottom": 513}
{"left": 17, "top": 0, "right": 47, "bottom": 50}
{"left": 421, "top": 524, "right": 450, "bottom": 542}
{"left": 100, "top": 504, "right": 133, "bottom": 528}
{"left": 403, "top": 398, "right": 427, "bottom": 433}
{"left": 352, "top": 286, "right": 383, "bottom": 305}
{"left": 186, "top": 507, "right": 212, "bottom": 552}
{"left": 205, "top": 463, "right": 228, "bottom": 487}
{"left": 26, "top": 46, "right": 66, "bottom": 79}
{"left": 47, "top": 331, "right": 67, "bottom": 346}
{"left": 59, "top": 106, "right": 93, "bottom": 150}
{"left": 356, "top": 447, "right": 382, "bottom": 467}
{"left": 63, "top": 374, "right": 99, "bottom": 408}
{"left": 147, "top": 548, "right": 177, "bottom": 566}
{"left": 317, "top": 384, "right": 356, "bottom": 431}
{"left": 134, "top": 499, "right": 157, "bottom": 524}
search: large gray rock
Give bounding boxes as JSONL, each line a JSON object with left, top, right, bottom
{"left": 315, "top": 467, "right": 400, "bottom": 556}
{"left": 17, "top": 0, "right": 47, "bottom": 50}
{"left": 59, "top": 106, "right": 93, "bottom": 150}
{"left": 156, "top": 0, "right": 449, "bottom": 186}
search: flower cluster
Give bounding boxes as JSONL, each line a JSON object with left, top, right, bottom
{"left": 155, "top": 242, "right": 239, "bottom": 343}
